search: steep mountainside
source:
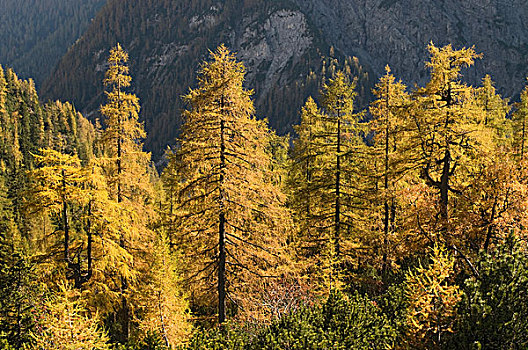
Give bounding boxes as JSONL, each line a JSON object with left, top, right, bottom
{"left": 41, "top": 0, "right": 371, "bottom": 160}
{"left": 294, "top": 0, "right": 528, "bottom": 96}
{"left": 42, "top": 0, "right": 528, "bottom": 160}
{"left": 0, "top": 0, "right": 106, "bottom": 86}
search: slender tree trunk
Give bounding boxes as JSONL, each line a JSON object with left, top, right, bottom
{"left": 483, "top": 199, "right": 497, "bottom": 252}
{"left": 439, "top": 149, "right": 451, "bottom": 227}
{"left": 86, "top": 200, "right": 93, "bottom": 281}
{"left": 439, "top": 86, "right": 452, "bottom": 231}
{"left": 218, "top": 105, "right": 227, "bottom": 324}
{"left": 390, "top": 198, "right": 396, "bottom": 236}
{"left": 218, "top": 212, "right": 226, "bottom": 324}
{"left": 119, "top": 293, "right": 129, "bottom": 343}
{"left": 158, "top": 290, "right": 170, "bottom": 348}
{"left": 62, "top": 168, "right": 81, "bottom": 288}
{"left": 62, "top": 169, "right": 69, "bottom": 263}
{"left": 116, "top": 78, "right": 129, "bottom": 343}
{"left": 334, "top": 116, "right": 341, "bottom": 259}
{"left": 382, "top": 88, "right": 390, "bottom": 279}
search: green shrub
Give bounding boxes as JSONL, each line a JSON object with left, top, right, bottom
{"left": 187, "top": 291, "right": 396, "bottom": 350}
{"left": 445, "top": 238, "right": 528, "bottom": 349}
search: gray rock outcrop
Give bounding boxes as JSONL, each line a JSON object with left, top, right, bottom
{"left": 295, "top": 0, "right": 528, "bottom": 96}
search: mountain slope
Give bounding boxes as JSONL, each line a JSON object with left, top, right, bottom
{"left": 41, "top": 0, "right": 371, "bottom": 160}
{"left": 43, "top": 0, "right": 528, "bottom": 160}
{"left": 0, "top": 0, "right": 106, "bottom": 86}
{"left": 293, "top": 0, "right": 528, "bottom": 96}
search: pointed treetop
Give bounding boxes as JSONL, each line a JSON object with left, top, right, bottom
{"left": 196, "top": 44, "right": 248, "bottom": 92}
{"left": 104, "top": 43, "right": 131, "bottom": 89}
{"left": 184, "top": 44, "right": 254, "bottom": 120}
{"left": 321, "top": 71, "right": 357, "bottom": 117}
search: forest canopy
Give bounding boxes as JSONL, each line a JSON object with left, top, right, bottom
{"left": 1, "top": 42, "right": 528, "bottom": 349}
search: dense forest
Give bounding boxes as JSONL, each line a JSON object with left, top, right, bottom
{"left": 0, "top": 0, "right": 106, "bottom": 86}
{"left": 2, "top": 41, "right": 528, "bottom": 349}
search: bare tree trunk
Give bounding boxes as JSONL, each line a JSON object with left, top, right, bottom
{"left": 382, "top": 88, "right": 390, "bottom": 280}
{"left": 218, "top": 103, "right": 227, "bottom": 324}
{"left": 334, "top": 117, "right": 341, "bottom": 258}
{"left": 439, "top": 148, "right": 451, "bottom": 228}
{"left": 62, "top": 169, "right": 69, "bottom": 264}
{"left": 483, "top": 199, "right": 497, "bottom": 252}
{"left": 85, "top": 200, "right": 93, "bottom": 282}
{"left": 218, "top": 212, "right": 226, "bottom": 324}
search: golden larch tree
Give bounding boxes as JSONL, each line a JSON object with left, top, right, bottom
{"left": 368, "top": 66, "right": 413, "bottom": 277}
{"left": 288, "top": 71, "right": 364, "bottom": 292}
{"left": 166, "top": 45, "right": 290, "bottom": 324}
{"left": 410, "top": 43, "right": 481, "bottom": 238}
{"left": 99, "top": 43, "right": 156, "bottom": 342}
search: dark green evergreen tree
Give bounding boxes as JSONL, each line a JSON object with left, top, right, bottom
{"left": 0, "top": 236, "right": 38, "bottom": 348}
{"left": 446, "top": 237, "right": 528, "bottom": 349}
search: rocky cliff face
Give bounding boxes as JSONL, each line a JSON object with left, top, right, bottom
{"left": 42, "top": 0, "right": 528, "bottom": 160}
{"left": 235, "top": 9, "right": 314, "bottom": 96}
{"left": 41, "top": 0, "right": 355, "bottom": 160}
{"left": 295, "top": 0, "right": 528, "bottom": 96}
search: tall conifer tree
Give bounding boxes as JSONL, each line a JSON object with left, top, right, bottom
{"left": 28, "top": 149, "right": 89, "bottom": 287}
{"left": 368, "top": 66, "right": 412, "bottom": 275}
{"left": 289, "top": 71, "right": 363, "bottom": 291}
{"left": 166, "top": 45, "right": 289, "bottom": 324}
{"left": 100, "top": 43, "right": 150, "bottom": 203}
{"left": 99, "top": 43, "right": 153, "bottom": 342}
{"left": 289, "top": 97, "right": 324, "bottom": 249}
{"left": 410, "top": 44, "right": 480, "bottom": 236}
{"left": 462, "top": 75, "right": 513, "bottom": 251}
{"left": 476, "top": 75, "right": 511, "bottom": 142}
